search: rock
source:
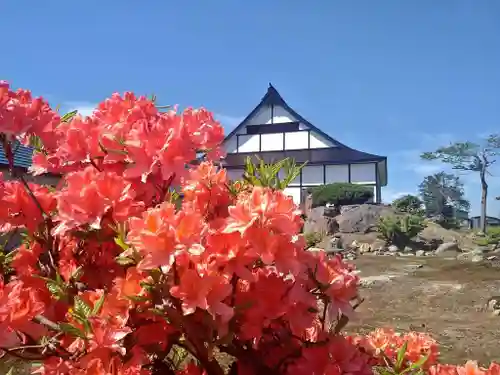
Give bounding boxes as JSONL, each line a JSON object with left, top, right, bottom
{"left": 325, "top": 247, "right": 343, "bottom": 254}
{"left": 358, "top": 243, "right": 372, "bottom": 254}
{"left": 336, "top": 204, "right": 394, "bottom": 234}
{"left": 488, "top": 298, "right": 500, "bottom": 311}
{"left": 304, "top": 207, "right": 339, "bottom": 235}
{"left": 403, "top": 263, "right": 424, "bottom": 271}
{"left": 329, "top": 236, "right": 342, "bottom": 249}
{"left": 359, "top": 274, "right": 398, "bottom": 287}
{"left": 403, "top": 246, "right": 414, "bottom": 253}
{"left": 471, "top": 255, "right": 485, "bottom": 263}
{"left": 457, "top": 251, "right": 485, "bottom": 263}
{"left": 487, "top": 255, "right": 498, "bottom": 261}
{"left": 350, "top": 240, "right": 360, "bottom": 249}
{"left": 472, "top": 246, "right": 489, "bottom": 254}
{"left": 493, "top": 310, "right": 500, "bottom": 316}
{"left": 388, "top": 245, "right": 399, "bottom": 253}
{"left": 435, "top": 242, "right": 460, "bottom": 255}
{"left": 416, "top": 250, "right": 426, "bottom": 257}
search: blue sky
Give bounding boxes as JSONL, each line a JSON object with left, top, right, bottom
{"left": 1, "top": 1, "right": 500, "bottom": 215}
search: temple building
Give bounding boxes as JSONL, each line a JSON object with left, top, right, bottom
{"left": 221, "top": 84, "right": 387, "bottom": 205}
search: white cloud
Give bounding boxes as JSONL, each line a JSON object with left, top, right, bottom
{"left": 63, "top": 101, "right": 97, "bottom": 117}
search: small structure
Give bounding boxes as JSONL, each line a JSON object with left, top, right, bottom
{"left": 469, "top": 215, "right": 500, "bottom": 230}
{"left": 221, "top": 84, "right": 388, "bottom": 205}
{"left": 0, "top": 142, "right": 60, "bottom": 185}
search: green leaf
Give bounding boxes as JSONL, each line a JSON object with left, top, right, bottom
{"left": 115, "top": 256, "right": 136, "bottom": 266}
{"left": 114, "top": 235, "right": 129, "bottom": 251}
{"left": 126, "top": 295, "right": 149, "bottom": 302}
{"left": 61, "top": 110, "right": 78, "bottom": 122}
{"left": 401, "top": 354, "right": 429, "bottom": 374}
{"left": 396, "top": 341, "right": 408, "bottom": 371}
{"left": 91, "top": 293, "right": 106, "bottom": 316}
{"left": 74, "top": 296, "right": 92, "bottom": 318}
{"left": 59, "top": 322, "right": 86, "bottom": 338}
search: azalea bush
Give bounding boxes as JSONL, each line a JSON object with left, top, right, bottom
{"left": 0, "top": 80, "right": 498, "bottom": 375}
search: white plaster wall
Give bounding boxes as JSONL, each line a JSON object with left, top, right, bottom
{"left": 350, "top": 163, "right": 376, "bottom": 184}
{"left": 285, "top": 131, "right": 308, "bottom": 150}
{"left": 261, "top": 133, "right": 284, "bottom": 151}
{"left": 302, "top": 165, "right": 323, "bottom": 185}
{"left": 325, "top": 165, "right": 349, "bottom": 183}
{"left": 238, "top": 134, "right": 260, "bottom": 153}
{"left": 245, "top": 104, "right": 298, "bottom": 126}
{"left": 310, "top": 132, "right": 333, "bottom": 148}
{"left": 271, "top": 105, "right": 297, "bottom": 124}
{"left": 225, "top": 137, "right": 238, "bottom": 154}
{"left": 283, "top": 187, "right": 301, "bottom": 205}
{"left": 245, "top": 106, "right": 272, "bottom": 126}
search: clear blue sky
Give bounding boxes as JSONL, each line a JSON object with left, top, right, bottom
{"left": 2, "top": 1, "right": 500, "bottom": 216}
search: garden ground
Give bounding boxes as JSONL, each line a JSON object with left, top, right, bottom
{"left": 348, "top": 255, "right": 500, "bottom": 365}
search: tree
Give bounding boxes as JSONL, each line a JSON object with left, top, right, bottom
{"left": 391, "top": 194, "right": 424, "bottom": 215}
{"left": 421, "top": 136, "right": 500, "bottom": 232}
{"left": 418, "top": 172, "right": 470, "bottom": 225}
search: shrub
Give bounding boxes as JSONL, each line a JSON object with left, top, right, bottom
{"left": 377, "top": 214, "right": 426, "bottom": 249}
{"left": 0, "top": 80, "right": 497, "bottom": 375}
{"left": 475, "top": 226, "right": 500, "bottom": 246}
{"left": 304, "top": 231, "right": 325, "bottom": 248}
{"left": 311, "top": 182, "right": 374, "bottom": 207}
{"left": 392, "top": 194, "right": 424, "bottom": 216}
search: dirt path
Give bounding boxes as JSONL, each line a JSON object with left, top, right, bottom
{"left": 348, "top": 255, "right": 500, "bottom": 365}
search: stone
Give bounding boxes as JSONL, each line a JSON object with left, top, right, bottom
{"left": 388, "top": 245, "right": 399, "bottom": 253}
{"left": 457, "top": 252, "right": 485, "bottom": 263}
{"left": 493, "top": 310, "right": 500, "bottom": 316}
{"left": 471, "top": 255, "right": 485, "bottom": 263}
{"left": 435, "top": 242, "right": 460, "bottom": 255}
{"left": 472, "top": 246, "right": 489, "bottom": 254}
{"left": 359, "top": 274, "right": 398, "bottom": 287}
{"left": 487, "top": 255, "right": 498, "bottom": 261}
{"left": 416, "top": 250, "right": 426, "bottom": 257}
{"left": 403, "top": 246, "right": 414, "bottom": 253}
{"left": 303, "top": 207, "right": 339, "bottom": 235}
{"left": 358, "top": 243, "right": 372, "bottom": 254}
{"left": 330, "top": 237, "right": 342, "bottom": 249}
{"left": 336, "top": 204, "right": 394, "bottom": 234}
{"left": 350, "top": 240, "right": 360, "bottom": 249}
{"left": 403, "top": 263, "right": 423, "bottom": 271}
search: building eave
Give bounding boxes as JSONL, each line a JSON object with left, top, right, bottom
{"left": 221, "top": 148, "right": 386, "bottom": 167}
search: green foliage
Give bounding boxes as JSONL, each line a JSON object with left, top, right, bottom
{"left": 391, "top": 195, "right": 424, "bottom": 216}
{"left": 475, "top": 226, "right": 500, "bottom": 246}
{"left": 418, "top": 172, "right": 469, "bottom": 220}
{"left": 377, "top": 215, "right": 426, "bottom": 249}
{"left": 311, "top": 183, "right": 374, "bottom": 208}
{"left": 243, "top": 157, "right": 306, "bottom": 190}
{"left": 304, "top": 231, "right": 325, "bottom": 249}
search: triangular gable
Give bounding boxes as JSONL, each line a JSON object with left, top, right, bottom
{"left": 224, "top": 84, "right": 343, "bottom": 148}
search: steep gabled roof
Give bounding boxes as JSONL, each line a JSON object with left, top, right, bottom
{"left": 225, "top": 84, "right": 345, "bottom": 148}
{"left": 223, "top": 84, "right": 386, "bottom": 163}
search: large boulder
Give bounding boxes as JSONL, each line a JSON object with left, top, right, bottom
{"left": 336, "top": 204, "right": 394, "bottom": 234}
{"left": 304, "top": 206, "right": 339, "bottom": 235}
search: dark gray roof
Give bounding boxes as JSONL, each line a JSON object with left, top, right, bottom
{"left": 222, "top": 147, "right": 385, "bottom": 167}
{"left": 0, "top": 143, "right": 34, "bottom": 168}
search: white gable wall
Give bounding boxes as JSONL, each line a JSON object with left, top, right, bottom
{"left": 245, "top": 104, "right": 298, "bottom": 125}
